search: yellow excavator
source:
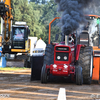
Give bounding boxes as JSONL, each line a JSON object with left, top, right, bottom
{"left": 0, "top": 0, "right": 31, "bottom": 54}
{"left": 0, "top": 0, "right": 32, "bottom": 68}
{"left": 0, "top": 0, "right": 30, "bottom": 54}
{"left": 0, "top": 0, "right": 45, "bottom": 80}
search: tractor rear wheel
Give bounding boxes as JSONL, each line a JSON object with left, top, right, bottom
{"left": 79, "top": 46, "right": 93, "bottom": 84}
{"left": 43, "top": 44, "right": 54, "bottom": 65}
{"left": 76, "top": 66, "right": 83, "bottom": 85}
{"left": 41, "top": 44, "right": 54, "bottom": 83}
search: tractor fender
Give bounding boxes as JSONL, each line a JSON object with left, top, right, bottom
{"left": 75, "top": 44, "right": 82, "bottom": 61}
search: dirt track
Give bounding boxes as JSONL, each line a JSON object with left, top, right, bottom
{"left": 0, "top": 69, "right": 100, "bottom": 100}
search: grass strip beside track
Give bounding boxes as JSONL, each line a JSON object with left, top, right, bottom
{"left": 0, "top": 67, "right": 30, "bottom": 71}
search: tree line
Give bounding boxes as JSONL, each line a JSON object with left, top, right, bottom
{"left": 2, "top": 0, "right": 99, "bottom": 43}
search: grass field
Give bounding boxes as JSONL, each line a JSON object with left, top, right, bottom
{"left": 0, "top": 67, "right": 30, "bottom": 71}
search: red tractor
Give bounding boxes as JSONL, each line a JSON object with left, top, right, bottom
{"left": 41, "top": 17, "right": 93, "bottom": 85}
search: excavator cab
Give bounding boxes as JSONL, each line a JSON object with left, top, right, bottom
{"left": 11, "top": 22, "right": 30, "bottom": 53}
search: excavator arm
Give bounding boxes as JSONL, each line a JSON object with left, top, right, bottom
{"left": 0, "top": 0, "right": 13, "bottom": 53}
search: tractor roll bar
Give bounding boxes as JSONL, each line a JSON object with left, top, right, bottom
{"left": 49, "top": 17, "right": 60, "bottom": 44}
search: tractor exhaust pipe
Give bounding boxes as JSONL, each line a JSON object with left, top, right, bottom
{"left": 65, "top": 35, "right": 69, "bottom": 45}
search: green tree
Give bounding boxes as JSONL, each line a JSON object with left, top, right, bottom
{"left": 12, "top": 0, "right": 43, "bottom": 37}
{"left": 11, "top": 0, "right": 22, "bottom": 21}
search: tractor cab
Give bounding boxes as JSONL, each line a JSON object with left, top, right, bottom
{"left": 11, "top": 22, "right": 30, "bottom": 53}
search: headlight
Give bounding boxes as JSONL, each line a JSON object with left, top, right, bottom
{"left": 57, "top": 56, "right": 61, "bottom": 60}
{"left": 64, "top": 56, "right": 67, "bottom": 60}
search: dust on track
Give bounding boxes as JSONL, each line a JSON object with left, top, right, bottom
{"left": 0, "top": 69, "right": 100, "bottom": 100}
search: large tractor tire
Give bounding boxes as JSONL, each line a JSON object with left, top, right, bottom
{"left": 79, "top": 46, "right": 93, "bottom": 84}
{"left": 41, "top": 44, "right": 54, "bottom": 83}
{"left": 31, "top": 56, "right": 44, "bottom": 81}
{"left": 76, "top": 66, "right": 83, "bottom": 85}
{"left": 43, "top": 44, "right": 54, "bottom": 65}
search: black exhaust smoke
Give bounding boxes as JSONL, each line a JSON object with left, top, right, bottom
{"left": 55, "top": 0, "right": 93, "bottom": 35}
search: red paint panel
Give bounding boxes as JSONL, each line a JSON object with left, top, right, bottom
{"left": 50, "top": 64, "right": 75, "bottom": 76}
